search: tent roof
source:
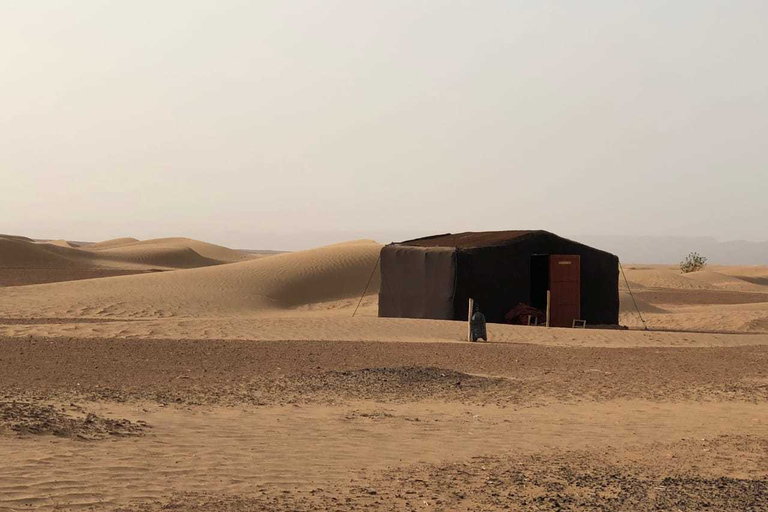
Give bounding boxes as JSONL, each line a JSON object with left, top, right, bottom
{"left": 399, "top": 230, "right": 547, "bottom": 249}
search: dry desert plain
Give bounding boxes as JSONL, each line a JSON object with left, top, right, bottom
{"left": 1, "top": 234, "right": 767, "bottom": 511}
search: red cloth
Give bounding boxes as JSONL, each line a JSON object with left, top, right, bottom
{"left": 505, "top": 303, "right": 546, "bottom": 325}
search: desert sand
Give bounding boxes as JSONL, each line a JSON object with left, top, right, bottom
{"left": 1, "top": 235, "right": 767, "bottom": 511}
{"left": 0, "top": 235, "right": 254, "bottom": 287}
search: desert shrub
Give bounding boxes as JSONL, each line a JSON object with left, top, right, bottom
{"left": 680, "top": 252, "right": 707, "bottom": 273}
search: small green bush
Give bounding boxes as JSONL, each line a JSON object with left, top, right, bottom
{"left": 680, "top": 252, "right": 707, "bottom": 273}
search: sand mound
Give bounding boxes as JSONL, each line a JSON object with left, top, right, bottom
{"left": 622, "top": 266, "right": 716, "bottom": 290}
{"left": 94, "top": 245, "right": 223, "bottom": 269}
{"left": 713, "top": 266, "right": 768, "bottom": 287}
{"left": 619, "top": 292, "right": 667, "bottom": 315}
{"left": 249, "top": 240, "right": 381, "bottom": 307}
{"left": 680, "top": 269, "right": 767, "bottom": 292}
{"left": 38, "top": 239, "right": 81, "bottom": 249}
{"left": 0, "top": 237, "right": 88, "bottom": 268}
{"left": 86, "top": 237, "right": 140, "bottom": 250}
{"left": 77, "top": 237, "right": 255, "bottom": 269}
{"left": 622, "top": 265, "right": 768, "bottom": 293}
{"left": 90, "top": 237, "right": 252, "bottom": 264}
{"left": 0, "top": 240, "right": 383, "bottom": 318}
{"left": 0, "top": 234, "right": 35, "bottom": 243}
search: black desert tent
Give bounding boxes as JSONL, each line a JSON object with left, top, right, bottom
{"left": 378, "top": 230, "right": 619, "bottom": 327}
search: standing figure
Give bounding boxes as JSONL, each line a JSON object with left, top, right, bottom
{"left": 470, "top": 305, "right": 487, "bottom": 342}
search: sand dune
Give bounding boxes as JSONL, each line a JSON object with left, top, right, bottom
{"left": 0, "top": 239, "right": 382, "bottom": 319}
{"left": 37, "top": 239, "right": 81, "bottom": 249}
{"left": 0, "top": 234, "right": 262, "bottom": 287}
{"left": 85, "top": 237, "right": 140, "bottom": 250}
{"left": 87, "top": 237, "right": 252, "bottom": 265}
{"left": 0, "top": 236, "right": 89, "bottom": 268}
{"left": 88, "top": 238, "right": 253, "bottom": 270}
{"left": 94, "top": 244, "right": 223, "bottom": 269}
{"left": 0, "top": 235, "right": 255, "bottom": 278}
{"left": 0, "top": 234, "right": 35, "bottom": 243}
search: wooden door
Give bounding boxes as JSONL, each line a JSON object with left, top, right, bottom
{"left": 549, "top": 255, "right": 581, "bottom": 327}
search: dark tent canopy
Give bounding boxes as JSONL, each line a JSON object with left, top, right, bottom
{"left": 378, "top": 230, "right": 619, "bottom": 327}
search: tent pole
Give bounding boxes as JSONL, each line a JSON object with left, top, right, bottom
{"left": 546, "top": 291, "right": 551, "bottom": 328}
{"left": 467, "top": 298, "right": 474, "bottom": 341}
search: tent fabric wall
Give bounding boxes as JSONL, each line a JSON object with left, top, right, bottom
{"left": 453, "top": 233, "right": 619, "bottom": 325}
{"left": 378, "top": 245, "right": 458, "bottom": 320}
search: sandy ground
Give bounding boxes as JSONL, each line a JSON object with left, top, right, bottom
{"left": 1, "top": 235, "right": 767, "bottom": 511}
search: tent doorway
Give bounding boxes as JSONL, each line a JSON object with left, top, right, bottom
{"left": 530, "top": 255, "right": 549, "bottom": 312}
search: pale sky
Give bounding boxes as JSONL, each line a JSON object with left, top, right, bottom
{"left": 2, "top": 1, "right": 766, "bottom": 250}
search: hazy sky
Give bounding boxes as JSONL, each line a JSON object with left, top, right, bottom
{"left": 2, "top": 1, "right": 766, "bottom": 250}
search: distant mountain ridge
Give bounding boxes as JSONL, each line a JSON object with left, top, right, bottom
{"left": 575, "top": 235, "right": 768, "bottom": 265}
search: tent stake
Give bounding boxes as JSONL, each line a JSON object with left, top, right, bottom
{"left": 467, "top": 298, "right": 474, "bottom": 341}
